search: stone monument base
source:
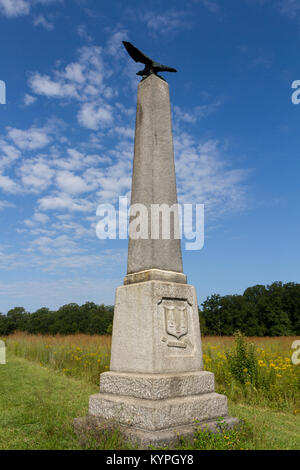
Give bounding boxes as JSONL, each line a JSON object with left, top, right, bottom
{"left": 74, "top": 414, "right": 240, "bottom": 449}
{"left": 74, "top": 371, "right": 240, "bottom": 449}
{"left": 74, "top": 277, "right": 240, "bottom": 449}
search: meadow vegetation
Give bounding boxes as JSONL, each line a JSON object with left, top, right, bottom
{"left": 203, "top": 333, "right": 300, "bottom": 414}
{"left": 5, "top": 332, "right": 112, "bottom": 385}
{"left": 4, "top": 332, "right": 300, "bottom": 414}
{"left": 1, "top": 332, "right": 300, "bottom": 449}
{"left": 2, "top": 353, "right": 300, "bottom": 450}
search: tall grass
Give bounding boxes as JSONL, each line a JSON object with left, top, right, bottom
{"left": 4, "top": 332, "right": 300, "bottom": 413}
{"left": 5, "top": 332, "right": 111, "bottom": 384}
{"left": 203, "top": 333, "right": 300, "bottom": 413}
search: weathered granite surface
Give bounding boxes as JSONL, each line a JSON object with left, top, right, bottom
{"left": 124, "top": 268, "right": 187, "bottom": 285}
{"left": 100, "top": 371, "right": 215, "bottom": 400}
{"left": 127, "top": 74, "right": 183, "bottom": 275}
{"left": 89, "top": 392, "right": 228, "bottom": 431}
{"left": 110, "top": 280, "right": 203, "bottom": 374}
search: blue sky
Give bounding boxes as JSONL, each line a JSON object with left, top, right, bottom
{"left": 0, "top": 0, "right": 300, "bottom": 314}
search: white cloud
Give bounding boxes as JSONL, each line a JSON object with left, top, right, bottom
{"left": 0, "top": 173, "right": 19, "bottom": 193}
{"left": 64, "top": 63, "right": 86, "bottom": 83}
{"left": 77, "top": 24, "right": 93, "bottom": 42}
{"left": 96, "top": 169, "right": 131, "bottom": 203}
{"left": 51, "top": 217, "right": 94, "bottom": 239}
{"left": 19, "top": 157, "right": 55, "bottom": 191}
{"left": 31, "top": 234, "right": 82, "bottom": 256}
{"left": 59, "top": 149, "right": 110, "bottom": 170}
{"left": 255, "top": 0, "right": 300, "bottom": 22}
{"left": 0, "top": 141, "right": 21, "bottom": 169}
{"left": 33, "top": 14, "right": 54, "bottom": 31}
{"left": 29, "top": 46, "right": 106, "bottom": 100}
{"left": 0, "top": 0, "right": 29, "bottom": 17}
{"left": 0, "top": 199, "right": 15, "bottom": 210}
{"left": 29, "top": 73, "right": 79, "bottom": 98}
{"left": 106, "top": 31, "right": 128, "bottom": 56}
{"left": 51, "top": 148, "right": 86, "bottom": 171}
{"left": 23, "top": 94, "right": 37, "bottom": 106}
{"left": 174, "top": 101, "right": 221, "bottom": 124}
{"left": 28, "top": 45, "right": 116, "bottom": 129}
{"left": 56, "top": 170, "right": 93, "bottom": 194}
{"left": 277, "top": 0, "right": 300, "bottom": 20}
{"left": 174, "top": 136, "right": 249, "bottom": 215}
{"left": 111, "top": 126, "right": 134, "bottom": 139}
{"left": 7, "top": 126, "right": 51, "bottom": 150}
{"left": 0, "top": 0, "right": 62, "bottom": 18}
{"left": 143, "top": 10, "right": 189, "bottom": 35}
{"left": 33, "top": 212, "right": 49, "bottom": 224}
{"left": 77, "top": 102, "right": 113, "bottom": 130}
{"left": 38, "top": 192, "right": 95, "bottom": 212}
{"left": 199, "top": 0, "right": 220, "bottom": 14}
{"left": 24, "top": 211, "right": 50, "bottom": 227}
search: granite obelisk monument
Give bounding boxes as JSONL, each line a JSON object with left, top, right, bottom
{"left": 75, "top": 42, "right": 238, "bottom": 448}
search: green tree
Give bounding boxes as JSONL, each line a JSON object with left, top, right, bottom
{"left": 243, "top": 285, "right": 267, "bottom": 336}
{"left": 201, "top": 294, "right": 222, "bottom": 335}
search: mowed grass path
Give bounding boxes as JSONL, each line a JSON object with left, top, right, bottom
{"left": 0, "top": 354, "right": 98, "bottom": 450}
{"left": 0, "top": 353, "right": 300, "bottom": 450}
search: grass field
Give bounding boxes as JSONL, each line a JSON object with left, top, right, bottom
{"left": 1, "top": 334, "right": 300, "bottom": 450}
{"left": 5, "top": 333, "right": 300, "bottom": 412}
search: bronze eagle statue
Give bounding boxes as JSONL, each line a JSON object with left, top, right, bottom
{"left": 122, "top": 41, "right": 177, "bottom": 80}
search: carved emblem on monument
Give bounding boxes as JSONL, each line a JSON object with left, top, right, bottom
{"left": 160, "top": 300, "right": 193, "bottom": 349}
{"left": 165, "top": 305, "right": 188, "bottom": 339}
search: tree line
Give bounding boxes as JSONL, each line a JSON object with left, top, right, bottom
{"left": 200, "top": 282, "right": 300, "bottom": 336}
{"left": 0, "top": 303, "right": 114, "bottom": 336}
{"left": 0, "top": 282, "right": 299, "bottom": 337}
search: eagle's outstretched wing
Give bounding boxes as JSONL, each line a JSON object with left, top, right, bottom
{"left": 157, "top": 65, "right": 177, "bottom": 73}
{"left": 122, "top": 41, "right": 152, "bottom": 66}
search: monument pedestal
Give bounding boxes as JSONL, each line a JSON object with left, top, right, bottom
{"left": 75, "top": 276, "right": 239, "bottom": 448}
{"left": 110, "top": 280, "right": 203, "bottom": 374}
